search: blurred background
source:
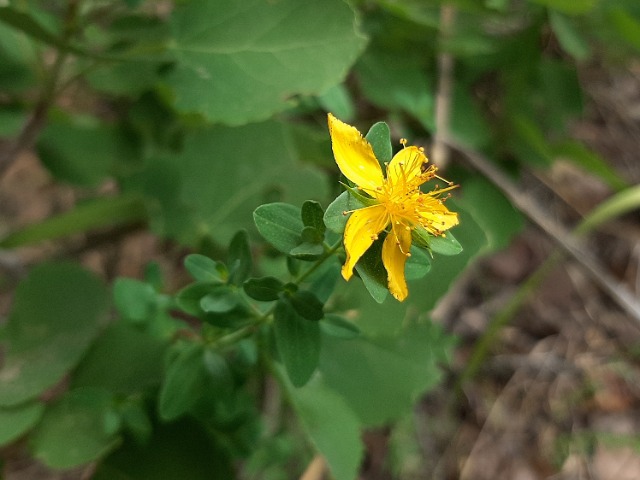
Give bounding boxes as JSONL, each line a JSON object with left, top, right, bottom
{"left": 0, "top": 0, "right": 639, "bottom": 479}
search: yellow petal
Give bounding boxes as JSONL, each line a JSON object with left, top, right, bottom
{"left": 341, "top": 205, "right": 389, "bottom": 281}
{"left": 328, "top": 113, "right": 384, "bottom": 191}
{"left": 386, "top": 146, "right": 428, "bottom": 189}
{"left": 417, "top": 196, "right": 459, "bottom": 234}
{"left": 382, "top": 222, "right": 411, "bottom": 301}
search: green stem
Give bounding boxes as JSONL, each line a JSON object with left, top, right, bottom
{"left": 294, "top": 240, "right": 342, "bottom": 285}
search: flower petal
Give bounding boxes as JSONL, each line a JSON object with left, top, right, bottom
{"left": 328, "top": 113, "right": 384, "bottom": 191}
{"left": 417, "top": 196, "right": 459, "bottom": 234}
{"left": 387, "top": 146, "right": 428, "bottom": 189}
{"left": 341, "top": 205, "right": 389, "bottom": 281}
{"left": 382, "top": 221, "right": 412, "bottom": 301}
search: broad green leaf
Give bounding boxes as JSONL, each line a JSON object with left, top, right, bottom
{"left": 93, "top": 420, "right": 233, "bottom": 480}
{"left": 290, "top": 241, "right": 324, "bottom": 260}
{"left": 404, "top": 245, "right": 432, "bottom": 280}
{"left": 158, "top": 343, "right": 207, "bottom": 421}
{"left": 199, "top": 286, "right": 240, "bottom": 313}
{"left": 113, "top": 278, "right": 157, "bottom": 323}
{"left": 355, "top": 237, "right": 388, "bottom": 304}
{"left": 37, "top": 117, "right": 135, "bottom": 186}
{"left": 289, "top": 290, "right": 324, "bottom": 321}
{"left": 166, "top": 0, "right": 367, "bottom": 124}
{"left": 319, "top": 322, "right": 454, "bottom": 426}
{"left": 549, "top": 11, "right": 590, "bottom": 61}
{"left": 428, "top": 231, "right": 463, "bottom": 256}
{"left": 122, "top": 121, "right": 328, "bottom": 246}
{"left": 530, "top": 0, "right": 597, "bottom": 15}
{"left": 184, "top": 254, "right": 226, "bottom": 283}
{"left": 365, "top": 121, "right": 393, "bottom": 165}
{"left": 176, "top": 282, "right": 214, "bottom": 316}
{"left": 300, "top": 226, "right": 324, "bottom": 245}
{"left": 301, "top": 201, "right": 326, "bottom": 237}
{"left": 254, "top": 203, "right": 304, "bottom": 254}
{"left": 0, "top": 263, "right": 109, "bottom": 407}
{"left": 228, "top": 230, "right": 252, "bottom": 285}
{"left": 30, "top": 388, "right": 120, "bottom": 469}
{"left": 0, "top": 402, "right": 44, "bottom": 447}
{"left": 291, "top": 380, "right": 363, "bottom": 480}
{"left": 243, "top": 276, "right": 284, "bottom": 302}
{"left": 273, "top": 299, "right": 321, "bottom": 387}
{"left": 323, "top": 191, "right": 366, "bottom": 234}
{"left": 71, "top": 322, "right": 167, "bottom": 395}
{"left": 320, "top": 314, "right": 361, "bottom": 339}
{"left": 308, "top": 260, "right": 341, "bottom": 303}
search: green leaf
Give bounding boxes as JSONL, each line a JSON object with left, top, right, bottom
{"left": 228, "top": 230, "right": 252, "bottom": 285}
{"left": 176, "top": 282, "right": 214, "bottom": 316}
{"left": 428, "top": 231, "right": 463, "bottom": 256}
{"left": 184, "top": 254, "right": 226, "bottom": 283}
{"left": 158, "top": 343, "right": 207, "bottom": 421}
{"left": 291, "top": 380, "right": 363, "bottom": 480}
{"left": 199, "top": 286, "right": 239, "bottom": 313}
{"left": 404, "top": 245, "right": 432, "bottom": 280}
{"left": 300, "top": 225, "right": 324, "bottom": 245}
{"left": 365, "top": 121, "right": 393, "bottom": 164}
{"left": 549, "top": 11, "right": 590, "bottom": 61}
{"left": 36, "top": 117, "right": 135, "bottom": 186}
{"left": 289, "top": 290, "right": 324, "bottom": 321}
{"left": 607, "top": 7, "right": 640, "bottom": 51}
{"left": 289, "top": 241, "right": 324, "bottom": 260}
{"left": 93, "top": 420, "right": 233, "bottom": 480}
{"left": 355, "top": 237, "right": 388, "bottom": 304}
{"left": 320, "top": 322, "right": 453, "bottom": 426}
{"left": 273, "top": 299, "right": 321, "bottom": 387}
{"left": 0, "top": 402, "right": 44, "bottom": 447}
{"left": 301, "top": 200, "right": 326, "bottom": 237}
{"left": 71, "top": 322, "right": 167, "bottom": 396}
{"left": 31, "top": 388, "right": 120, "bottom": 469}
{"left": 166, "top": 0, "right": 367, "bottom": 124}
{"left": 0, "top": 263, "right": 109, "bottom": 407}
{"left": 113, "top": 277, "right": 157, "bottom": 323}
{"left": 254, "top": 203, "right": 304, "bottom": 254}
{"left": 577, "top": 185, "right": 640, "bottom": 235}
{"left": 243, "top": 276, "right": 284, "bottom": 302}
{"left": 323, "top": 191, "right": 366, "bottom": 234}
{"left": 320, "top": 314, "right": 360, "bottom": 340}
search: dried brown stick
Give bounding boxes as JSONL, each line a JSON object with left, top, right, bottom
{"left": 445, "top": 137, "right": 640, "bottom": 324}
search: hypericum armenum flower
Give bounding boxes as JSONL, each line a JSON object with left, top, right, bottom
{"left": 328, "top": 113, "right": 459, "bottom": 301}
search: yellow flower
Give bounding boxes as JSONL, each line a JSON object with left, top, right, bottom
{"left": 328, "top": 113, "right": 459, "bottom": 301}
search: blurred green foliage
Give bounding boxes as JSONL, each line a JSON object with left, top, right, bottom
{"left": 0, "top": 0, "right": 637, "bottom": 478}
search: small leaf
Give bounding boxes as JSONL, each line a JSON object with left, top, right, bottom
{"left": 290, "top": 241, "right": 324, "bottom": 260}
{"left": 202, "top": 349, "right": 234, "bottom": 397}
{"left": 355, "top": 238, "right": 388, "bottom": 304}
{"left": 320, "top": 314, "right": 361, "bottom": 339}
{"left": 199, "top": 286, "right": 239, "bottom": 313}
{"left": 228, "top": 230, "right": 252, "bottom": 285}
{"left": 404, "top": 246, "right": 432, "bottom": 280}
{"left": 429, "top": 232, "right": 463, "bottom": 256}
{"left": 300, "top": 225, "right": 324, "bottom": 244}
{"left": 323, "top": 191, "right": 366, "bottom": 234}
{"left": 158, "top": 343, "right": 205, "bottom": 421}
{"left": 365, "top": 121, "right": 393, "bottom": 165}
{"left": 176, "top": 282, "right": 214, "bottom": 316}
{"left": 289, "top": 290, "right": 324, "bottom": 321}
{"left": 549, "top": 11, "right": 590, "bottom": 61}
{"left": 254, "top": 203, "right": 304, "bottom": 254}
{"left": 273, "top": 299, "right": 321, "bottom": 387}
{"left": 184, "top": 254, "right": 225, "bottom": 283}
{"left": 243, "top": 276, "right": 284, "bottom": 302}
{"left": 113, "top": 278, "right": 157, "bottom": 323}
{"left": 0, "top": 402, "right": 44, "bottom": 447}
{"left": 301, "top": 200, "right": 326, "bottom": 237}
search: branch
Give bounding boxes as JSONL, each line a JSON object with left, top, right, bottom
{"left": 446, "top": 137, "right": 640, "bottom": 324}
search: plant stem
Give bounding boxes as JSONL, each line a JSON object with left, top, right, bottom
{"left": 294, "top": 240, "right": 342, "bottom": 285}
